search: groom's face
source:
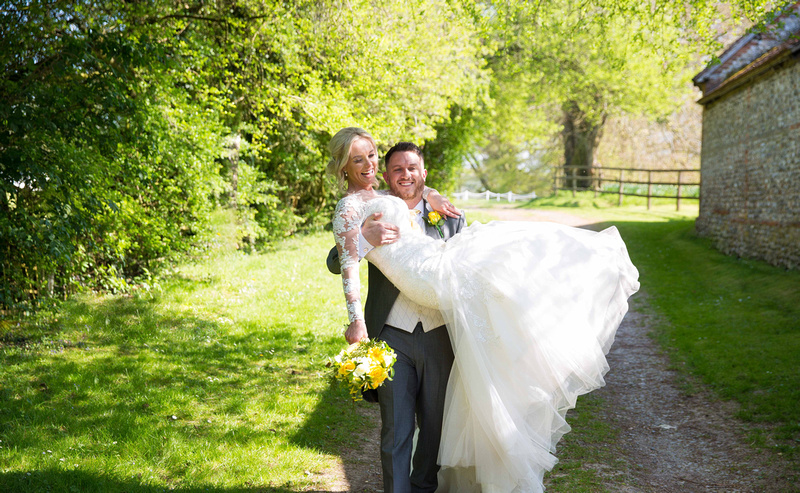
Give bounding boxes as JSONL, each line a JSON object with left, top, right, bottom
{"left": 383, "top": 151, "right": 427, "bottom": 205}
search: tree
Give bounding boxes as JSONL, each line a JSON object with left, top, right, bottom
{"left": 439, "top": 0, "right": 780, "bottom": 193}
{"left": 0, "top": 0, "right": 488, "bottom": 309}
{"left": 1, "top": 0, "right": 782, "bottom": 310}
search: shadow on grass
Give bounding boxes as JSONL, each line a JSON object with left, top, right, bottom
{"left": 1, "top": 287, "right": 377, "bottom": 492}
{"left": 289, "top": 378, "right": 380, "bottom": 489}
{"left": 0, "top": 469, "right": 325, "bottom": 492}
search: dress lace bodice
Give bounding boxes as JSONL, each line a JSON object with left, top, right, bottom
{"left": 332, "top": 192, "right": 445, "bottom": 323}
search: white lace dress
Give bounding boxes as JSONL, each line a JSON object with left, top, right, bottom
{"left": 333, "top": 192, "right": 640, "bottom": 493}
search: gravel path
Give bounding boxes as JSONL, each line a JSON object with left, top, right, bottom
{"left": 590, "top": 308, "right": 795, "bottom": 492}
{"left": 316, "top": 205, "right": 796, "bottom": 492}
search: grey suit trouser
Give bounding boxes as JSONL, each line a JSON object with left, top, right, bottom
{"left": 377, "top": 323, "right": 455, "bottom": 493}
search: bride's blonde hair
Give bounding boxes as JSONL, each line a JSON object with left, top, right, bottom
{"left": 326, "top": 127, "right": 378, "bottom": 192}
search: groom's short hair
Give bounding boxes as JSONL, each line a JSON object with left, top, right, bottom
{"left": 384, "top": 142, "right": 424, "bottom": 169}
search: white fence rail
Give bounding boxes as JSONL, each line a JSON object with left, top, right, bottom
{"left": 453, "top": 190, "right": 537, "bottom": 202}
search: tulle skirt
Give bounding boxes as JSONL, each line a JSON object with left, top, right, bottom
{"left": 431, "top": 221, "right": 640, "bottom": 492}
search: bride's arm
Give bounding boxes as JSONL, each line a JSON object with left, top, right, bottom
{"left": 375, "top": 187, "right": 460, "bottom": 217}
{"left": 326, "top": 212, "right": 401, "bottom": 277}
{"left": 424, "top": 187, "right": 461, "bottom": 218}
{"left": 332, "top": 196, "right": 369, "bottom": 344}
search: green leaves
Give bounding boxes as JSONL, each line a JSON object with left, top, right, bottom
{"left": 1, "top": 0, "right": 778, "bottom": 310}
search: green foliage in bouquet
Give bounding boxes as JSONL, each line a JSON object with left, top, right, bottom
{"left": 329, "top": 339, "right": 397, "bottom": 402}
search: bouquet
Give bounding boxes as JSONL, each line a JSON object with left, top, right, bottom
{"left": 329, "top": 339, "right": 397, "bottom": 401}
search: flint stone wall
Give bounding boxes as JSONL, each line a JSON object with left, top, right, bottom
{"left": 697, "top": 57, "right": 800, "bottom": 269}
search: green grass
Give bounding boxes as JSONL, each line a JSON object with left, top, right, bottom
{"left": 544, "top": 394, "right": 621, "bottom": 492}
{"left": 3, "top": 194, "right": 798, "bottom": 491}
{"left": 612, "top": 213, "right": 800, "bottom": 454}
{"left": 0, "top": 209, "right": 370, "bottom": 492}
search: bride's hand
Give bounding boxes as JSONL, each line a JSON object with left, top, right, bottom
{"left": 363, "top": 212, "right": 400, "bottom": 246}
{"left": 426, "top": 190, "right": 461, "bottom": 218}
{"left": 345, "top": 319, "right": 368, "bottom": 344}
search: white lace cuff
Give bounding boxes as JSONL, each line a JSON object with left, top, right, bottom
{"left": 347, "top": 300, "right": 364, "bottom": 323}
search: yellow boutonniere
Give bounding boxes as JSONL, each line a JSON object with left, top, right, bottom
{"left": 425, "top": 211, "right": 445, "bottom": 238}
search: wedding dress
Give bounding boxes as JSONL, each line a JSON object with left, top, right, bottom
{"left": 333, "top": 192, "right": 640, "bottom": 493}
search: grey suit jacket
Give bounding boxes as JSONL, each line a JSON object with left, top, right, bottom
{"left": 326, "top": 199, "right": 466, "bottom": 339}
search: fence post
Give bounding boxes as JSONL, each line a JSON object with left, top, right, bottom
{"left": 594, "top": 168, "right": 599, "bottom": 198}
{"left": 571, "top": 167, "right": 577, "bottom": 198}
{"left": 485, "top": 190, "right": 491, "bottom": 201}
{"left": 618, "top": 169, "right": 624, "bottom": 206}
{"left": 676, "top": 171, "right": 682, "bottom": 211}
{"left": 553, "top": 168, "right": 558, "bottom": 196}
{"left": 647, "top": 170, "right": 652, "bottom": 210}
{"left": 508, "top": 191, "right": 513, "bottom": 202}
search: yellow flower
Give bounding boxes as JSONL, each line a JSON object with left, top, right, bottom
{"left": 368, "top": 346, "right": 384, "bottom": 362}
{"left": 425, "top": 211, "right": 445, "bottom": 238}
{"left": 338, "top": 360, "right": 356, "bottom": 376}
{"left": 369, "top": 367, "right": 388, "bottom": 387}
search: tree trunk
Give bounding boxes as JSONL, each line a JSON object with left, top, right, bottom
{"left": 467, "top": 152, "right": 492, "bottom": 191}
{"left": 227, "top": 134, "right": 241, "bottom": 205}
{"left": 562, "top": 101, "right": 605, "bottom": 190}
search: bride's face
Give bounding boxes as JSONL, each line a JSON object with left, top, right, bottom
{"left": 345, "top": 138, "right": 378, "bottom": 191}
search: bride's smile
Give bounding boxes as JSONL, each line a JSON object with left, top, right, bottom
{"left": 345, "top": 137, "right": 379, "bottom": 192}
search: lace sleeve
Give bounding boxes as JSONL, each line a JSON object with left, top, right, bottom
{"left": 332, "top": 195, "right": 367, "bottom": 323}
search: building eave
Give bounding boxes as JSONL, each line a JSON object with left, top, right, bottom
{"left": 697, "top": 40, "right": 800, "bottom": 105}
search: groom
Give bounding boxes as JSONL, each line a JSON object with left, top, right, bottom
{"left": 326, "top": 142, "right": 465, "bottom": 493}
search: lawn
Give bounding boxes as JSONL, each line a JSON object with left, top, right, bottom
{"left": 2, "top": 194, "right": 797, "bottom": 492}
{"left": 0, "top": 209, "right": 369, "bottom": 492}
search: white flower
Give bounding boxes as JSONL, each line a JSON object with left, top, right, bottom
{"left": 352, "top": 357, "right": 371, "bottom": 379}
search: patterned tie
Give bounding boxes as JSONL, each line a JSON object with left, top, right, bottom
{"left": 409, "top": 208, "right": 422, "bottom": 232}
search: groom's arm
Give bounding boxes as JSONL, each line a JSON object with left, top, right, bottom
{"left": 326, "top": 213, "right": 401, "bottom": 275}
{"left": 326, "top": 247, "right": 341, "bottom": 275}
{"left": 455, "top": 213, "right": 466, "bottom": 234}
{"left": 448, "top": 211, "right": 466, "bottom": 236}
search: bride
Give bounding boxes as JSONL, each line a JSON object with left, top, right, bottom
{"left": 329, "top": 127, "right": 639, "bottom": 492}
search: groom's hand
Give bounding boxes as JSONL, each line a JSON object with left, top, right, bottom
{"left": 362, "top": 212, "right": 400, "bottom": 246}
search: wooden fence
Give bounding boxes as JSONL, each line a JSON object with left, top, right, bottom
{"left": 553, "top": 165, "right": 701, "bottom": 211}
